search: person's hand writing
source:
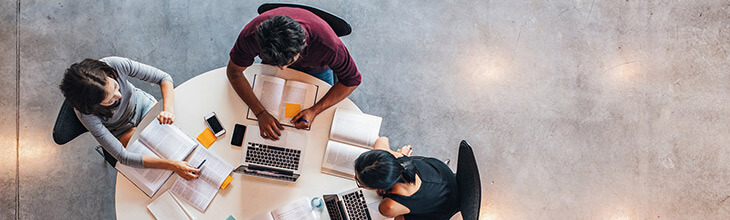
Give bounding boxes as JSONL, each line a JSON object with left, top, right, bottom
{"left": 257, "top": 111, "right": 284, "bottom": 140}
{"left": 171, "top": 161, "right": 200, "bottom": 181}
{"left": 397, "top": 145, "right": 413, "bottom": 156}
{"left": 157, "top": 110, "right": 175, "bottom": 124}
{"left": 290, "top": 108, "right": 317, "bottom": 129}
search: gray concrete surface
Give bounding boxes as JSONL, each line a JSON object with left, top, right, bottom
{"left": 3, "top": 0, "right": 730, "bottom": 219}
{"left": 0, "top": 1, "right": 17, "bottom": 219}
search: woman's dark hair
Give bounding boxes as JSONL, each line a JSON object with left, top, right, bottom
{"left": 255, "top": 15, "right": 306, "bottom": 67}
{"left": 354, "top": 150, "right": 417, "bottom": 190}
{"left": 59, "top": 59, "right": 120, "bottom": 118}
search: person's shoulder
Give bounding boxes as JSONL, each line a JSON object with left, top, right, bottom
{"left": 378, "top": 198, "right": 410, "bottom": 217}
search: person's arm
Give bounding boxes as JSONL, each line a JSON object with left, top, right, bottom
{"left": 290, "top": 82, "right": 357, "bottom": 129}
{"left": 157, "top": 81, "right": 175, "bottom": 124}
{"left": 142, "top": 156, "right": 200, "bottom": 180}
{"left": 226, "top": 60, "right": 285, "bottom": 140}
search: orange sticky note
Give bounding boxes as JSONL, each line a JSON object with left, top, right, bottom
{"left": 284, "top": 103, "right": 301, "bottom": 118}
{"left": 220, "top": 175, "right": 233, "bottom": 189}
{"left": 196, "top": 128, "right": 217, "bottom": 148}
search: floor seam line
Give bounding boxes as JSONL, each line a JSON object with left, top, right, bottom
{"left": 15, "top": 0, "right": 20, "bottom": 219}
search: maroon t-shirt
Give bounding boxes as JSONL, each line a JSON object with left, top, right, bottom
{"left": 229, "top": 7, "right": 361, "bottom": 86}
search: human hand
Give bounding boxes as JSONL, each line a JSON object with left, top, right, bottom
{"left": 171, "top": 161, "right": 200, "bottom": 181}
{"left": 157, "top": 110, "right": 175, "bottom": 124}
{"left": 257, "top": 111, "right": 284, "bottom": 140}
{"left": 290, "top": 108, "right": 317, "bottom": 129}
{"left": 397, "top": 145, "right": 413, "bottom": 156}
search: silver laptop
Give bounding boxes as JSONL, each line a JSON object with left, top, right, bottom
{"left": 323, "top": 188, "right": 386, "bottom": 220}
{"left": 233, "top": 125, "right": 308, "bottom": 182}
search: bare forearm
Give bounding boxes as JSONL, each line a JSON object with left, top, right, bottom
{"left": 309, "top": 82, "right": 357, "bottom": 114}
{"left": 160, "top": 81, "right": 174, "bottom": 112}
{"left": 226, "top": 60, "right": 266, "bottom": 114}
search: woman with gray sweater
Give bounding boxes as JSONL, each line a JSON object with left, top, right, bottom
{"left": 59, "top": 56, "right": 199, "bottom": 180}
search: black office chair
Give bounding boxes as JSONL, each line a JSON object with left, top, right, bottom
{"left": 53, "top": 100, "right": 88, "bottom": 145}
{"left": 456, "top": 140, "right": 482, "bottom": 220}
{"left": 53, "top": 100, "right": 118, "bottom": 166}
{"left": 258, "top": 3, "right": 352, "bottom": 37}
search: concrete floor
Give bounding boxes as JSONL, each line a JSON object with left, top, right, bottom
{"left": 2, "top": 0, "right": 730, "bottom": 219}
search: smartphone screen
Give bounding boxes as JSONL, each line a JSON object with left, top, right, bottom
{"left": 206, "top": 114, "right": 224, "bottom": 136}
{"left": 231, "top": 124, "right": 246, "bottom": 146}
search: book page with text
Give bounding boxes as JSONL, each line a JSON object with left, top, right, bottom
{"left": 270, "top": 197, "right": 315, "bottom": 220}
{"left": 251, "top": 74, "right": 286, "bottom": 119}
{"left": 138, "top": 120, "right": 197, "bottom": 161}
{"left": 187, "top": 147, "right": 234, "bottom": 188}
{"left": 329, "top": 108, "right": 382, "bottom": 148}
{"left": 322, "top": 140, "right": 369, "bottom": 178}
{"left": 279, "top": 80, "right": 317, "bottom": 125}
{"left": 170, "top": 176, "right": 218, "bottom": 212}
{"left": 116, "top": 141, "right": 171, "bottom": 196}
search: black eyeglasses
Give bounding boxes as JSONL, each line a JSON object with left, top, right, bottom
{"left": 354, "top": 176, "right": 364, "bottom": 188}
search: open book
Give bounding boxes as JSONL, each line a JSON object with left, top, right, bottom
{"left": 250, "top": 197, "right": 316, "bottom": 220}
{"left": 147, "top": 191, "right": 193, "bottom": 220}
{"left": 321, "top": 108, "right": 382, "bottom": 179}
{"left": 171, "top": 146, "right": 234, "bottom": 212}
{"left": 115, "top": 120, "right": 198, "bottom": 197}
{"left": 246, "top": 74, "right": 319, "bottom": 129}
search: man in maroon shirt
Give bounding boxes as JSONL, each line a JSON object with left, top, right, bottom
{"left": 227, "top": 7, "right": 362, "bottom": 140}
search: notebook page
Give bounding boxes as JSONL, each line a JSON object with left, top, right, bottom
{"left": 270, "top": 197, "right": 315, "bottom": 220}
{"left": 251, "top": 74, "right": 286, "bottom": 119}
{"left": 115, "top": 141, "right": 170, "bottom": 196}
{"left": 329, "top": 108, "right": 382, "bottom": 147}
{"left": 322, "top": 140, "right": 369, "bottom": 179}
{"left": 138, "top": 120, "right": 197, "bottom": 161}
{"left": 147, "top": 191, "right": 192, "bottom": 220}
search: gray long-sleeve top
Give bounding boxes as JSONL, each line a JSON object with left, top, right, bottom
{"left": 75, "top": 56, "right": 173, "bottom": 168}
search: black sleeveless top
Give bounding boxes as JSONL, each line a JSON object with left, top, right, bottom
{"left": 383, "top": 156, "right": 459, "bottom": 220}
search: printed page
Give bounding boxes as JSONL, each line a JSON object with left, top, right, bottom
{"left": 249, "top": 212, "right": 275, "bottom": 220}
{"left": 321, "top": 140, "right": 369, "bottom": 179}
{"left": 249, "top": 74, "right": 286, "bottom": 119}
{"left": 170, "top": 176, "right": 219, "bottom": 212}
{"left": 329, "top": 108, "right": 383, "bottom": 148}
{"left": 138, "top": 120, "right": 197, "bottom": 161}
{"left": 279, "top": 80, "right": 318, "bottom": 126}
{"left": 270, "top": 197, "right": 315, "bottom": 220}
{"left": 187, "top": 146, "right": 234, "bottom": 188}
{"left": 147, "top": 191, "right": 192, "bottom": 220}
{"left": 115, "top": 141, "right": 171, "bottom": 197}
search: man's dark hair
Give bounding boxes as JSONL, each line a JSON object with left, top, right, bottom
{"left": 59, "top": 59, "right": 120, "bottom": 118}
{"left": 255, "top": 15, "right": 306, "bottom": 66}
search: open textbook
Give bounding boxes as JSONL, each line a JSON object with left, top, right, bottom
{"left": 115, "top": 120, "right": 198, "bottom": 197}
{"left": 322, "top": 108, "right": 382, "bottom": 179}
{"left": 147, "top": 191, "right": 193, "bottom": 220}
{"left": 171, "top": 146, "right": 234, "bottom": 212}
{"left": 250, "top": 197, "right": 317, "bottom": 220}
{"left": 246, "top": 74, "right": 319, "bottom": 129}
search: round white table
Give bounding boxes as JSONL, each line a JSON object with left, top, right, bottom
{"left": 115, "top": 64, "right": 364, "bottom": 219}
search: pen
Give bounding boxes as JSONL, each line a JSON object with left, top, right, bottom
{"left": 296, "top": 118, "right": 309, "bottom": 124}
{"left": 193, "top": 159, "right": 206, "bottom": 175}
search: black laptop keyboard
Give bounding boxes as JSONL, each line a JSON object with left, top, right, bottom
{"left": 325, "top": 196, "right": 346, "bottom": 220}
{"left": 342, "top": 190, "right": 372, "bottom": 220}
{"left": 245, "top": 142, "right": 301, "bottom": 170}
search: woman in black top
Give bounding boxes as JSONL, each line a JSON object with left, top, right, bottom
{"left": 354, "top": 137, "right": 459, "bottom": 220}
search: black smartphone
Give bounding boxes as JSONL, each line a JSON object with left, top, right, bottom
{"left": 231, "top": 124, "right": 246, "bottom": 147}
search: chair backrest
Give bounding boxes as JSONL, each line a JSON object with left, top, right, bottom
{"left": 258, "top": 3, "right": 352, "bottom": 37}
{"left": 456, "top": 140, "right": 481, "bottom": 220}
{"left": 52, "top": 100, "right": 88, "bottom": 145}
